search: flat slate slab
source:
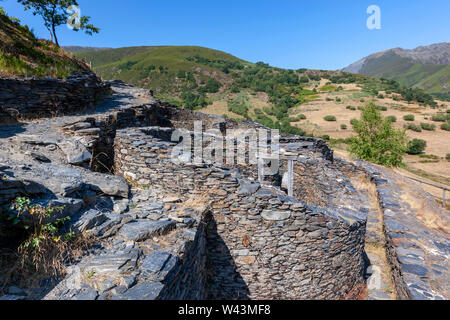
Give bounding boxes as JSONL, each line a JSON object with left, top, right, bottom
{"left": 119, "top": 220, "right": 176, "bottom": 242}
{"left": 111, "top": 282, "right": 164, "bottom": 300}
{"left": 141, "top": 251, "right": 179, "bottom": 281}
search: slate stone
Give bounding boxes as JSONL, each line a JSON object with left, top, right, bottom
{"left": 0, "top": 295, "right": 26, "bottom": 300}
{"left": 72, "top": 288, "right": 98, "bottom": 300}
{"left": 82, "top": 171, "right": 129, "bottom": 198}
{"left": 402, "top": 264, "right": 428, "bottom": 277}
{"left": 8, "top": 286, "right": 27, "bottom": 296}
{"left": 92, "top": 214, "right": 133, "bottom": 239}
{"left": 119, "top": 220, "right": 176, "bottom": 242}
{"left": 84, "top": 250, "right": 140, "bottom": 275}
{"left": 72, "top": 210, "right": 108, "bottom": 233}
{"left": 141, "top": 251, "right": 179, "bottom": 281}
{"left": 237, "top": 183, "right": 260, "bottom": 196}
{"left": 58, "top": 139, "right": 92, "bottom": 164}
{"left": 261, "top": 210, "right": 291, "bottom": 221}
{"left": 111, "top": 282, "right": 164, "bottom": 300}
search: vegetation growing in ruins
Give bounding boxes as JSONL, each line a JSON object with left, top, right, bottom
{"left": 0, "top": 197, "right": 89, "bottom": 288}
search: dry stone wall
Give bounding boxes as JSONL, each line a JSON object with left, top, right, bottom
{"left": 113, "top": 126, "right": 367, "bottom": 299}
{"left": 0, "top": 71, "right": 111, "bottom": 123}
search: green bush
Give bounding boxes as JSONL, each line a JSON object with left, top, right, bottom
{"left": 346, "top": 106, "right": 356, "bottom": 111}
{"left": 350, "top": 118, "right": 359, "bottom": 126}
{"left": 407, "top": 139, "right": 427, "bottom": 155}
{"left": 403, "top": 114, "right": 415, "bottom": 121}
{"left": 432, "top": 114, "right": 447, "bottom": 122}
{"left": 441, "top": 123, "right": 450, "bottom": 131}
{"left": 326, "top": 97, "right": 333, "bottom": 102}
{"left": 420, "top": 123, "right": 436, "bottom": 131}
{"left": 404, "top": 123, "right": 422, "bottom": 132}
{"left": 341, "top": 124, "right": 348, "bottom": 130}
{"left": 324, "top": 115, "right": 337, "bottom": 122}
{"left": 386, "top": 116, "right": 397, "bottom": 123}
{"left": 322, "top": 135, "right": 330, "bottom": 141}
{"left": 349, "top": 102, "right": 407, "bottom": 167}
{"left": 228, "top": 99, "right": 249, "bottom": 118}
{"left": 205, "top": 78, "right": 221, "bottom": 93}
{"left": 289, "top": 114, "right": 306, "bottom": 121}
{"left": 447, "top": 154, "right": 450, "bottom": 161}
{"left": 335, "top": 97, "right": 342, "bottom": 102}
{"left": 376, "top": 105, "right": 388, "bottom": 111}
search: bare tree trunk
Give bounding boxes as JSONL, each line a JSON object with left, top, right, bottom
{"left": 52, "top": 23, "right": 59, "bottom": 47}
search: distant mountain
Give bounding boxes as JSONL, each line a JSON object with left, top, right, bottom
{"left": 63, "top": 46, "right": 112, "bottom": 53}
{"left": 343, "top": 43, "right": 450, "bottom": 99}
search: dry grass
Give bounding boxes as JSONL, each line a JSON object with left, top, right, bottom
{"left": 0, "top": 232, "right": 95, "bottom": 292}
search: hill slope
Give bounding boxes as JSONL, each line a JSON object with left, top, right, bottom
{"left": 344, "top": 43, "right": 450, "bottom": 100}
{"left": 0, "top": 9, "right": 88, "bottom": 78}
{"left": 70, "top": 45, "right": 441, "bottom": 136}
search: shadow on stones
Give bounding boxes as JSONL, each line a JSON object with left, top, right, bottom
{"left": 205, "top": 212, "right": 250, "bottom": 300}
{"left": 0, "top": 123, "right": 26, "bottom": 139}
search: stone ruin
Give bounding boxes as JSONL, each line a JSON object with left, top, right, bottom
{"left": 0, "top": 78, "right": 448, "bottom": 300}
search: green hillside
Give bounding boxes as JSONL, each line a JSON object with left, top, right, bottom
{"left": 70, "top": 45, "right": 439, "bottom": 135}
{"left": 74, "top": 46, "right": 250, "bottom": 100}
{"left": 0, "top": 8, "right": 88, "bottom": 78}
{"left": 355, "top": 51, "right": 450, "bottom": 100}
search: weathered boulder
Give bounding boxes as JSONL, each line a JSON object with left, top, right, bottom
{"left": 57, "top": 139, "right": 92, "bottom": 165}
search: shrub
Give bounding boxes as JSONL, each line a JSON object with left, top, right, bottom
{"left": 441, "top": 123, "right": 450, "bottom": 131}
{"left": 205, "top": 78, "right": 221, "bottom": 93}
{"left": 2, "top": 197, "right": 84, "bottom": 284}
{"left": 324, "top": 115, "right": 337, "bottom": 122}
{"left": 341, "top": 124, "right": 348, "bottom": 130}
{"left": 335, "top": 97, "right": 342, "bottom": 102}
{"left": 378, "top": 94, "right": 385, "bottom": 99}
{"left": 377, "top": 105, "right": 388, "bottom": 111}
{"left": 289, "top": 114, "right": 306, "bottom": 121}
{"left": 322, "top": 135, "right": 330, "bottom": 141}
{"left": 349, "top": 102, "right": 407, "bottom": 167}
{"left": 228, "top": 98, "right": 249, "bottom": 118}
{"left": 386, "top": 116, "right": 397, "bottom": 123}
{"left": 447, "top": 154, "right": 450, "bottom": 161}
{"left": 346, "top": 106, "right": 356, "bottom": 111}
{"left": 407, "top": 139, "right": 427, "bottom": 155}
{"left": 403, "top": 114, "right": 415, "bottom": 121}
{"left": 326, "top": 97, "right": 333, "bottom": 102}
{"left": 420, "top": 123, "right": 436, "bottom": 131}
{"left": 230, "top": 85, "right": 240, "bottom": 93}
{"left": 350, "top": 118, "right": 359, "bottom": 126}
{"left": 432, "top": 114, "right": 447, "bottom": 122}
{"left": 404, "top": 123, "right": 422, "bottom": 132}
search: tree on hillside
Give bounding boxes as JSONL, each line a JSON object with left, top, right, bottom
{"left": 349, "top": 101, "right": 407, "bottom": 167}
{"left": 17, "top": 0, "right": 99, "bottom": 47}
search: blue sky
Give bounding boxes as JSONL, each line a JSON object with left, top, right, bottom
{"left": 2, "top": 0, "right": 449, "bottom": 70}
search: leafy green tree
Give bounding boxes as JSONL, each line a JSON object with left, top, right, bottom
{"left": 349, "top": 102, "right": 407, "bottom": 167}
{"left": 18, "top": 0, "right": 99, "bottom": 47}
